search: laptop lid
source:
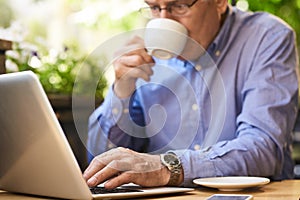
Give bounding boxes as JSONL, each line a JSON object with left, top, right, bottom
{"left": 0, "top": 71, "right": 193, "bottom": 200}
{"left": 0, "top": 71, "right": 92, "bottom": 199}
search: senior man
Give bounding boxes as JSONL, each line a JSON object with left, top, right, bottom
{"left": 83, "top": 0, "right": 299, "bottom": 189}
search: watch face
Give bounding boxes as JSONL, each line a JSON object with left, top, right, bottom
{"left": 164, "top": 154, "right": 180, "bottom": 165}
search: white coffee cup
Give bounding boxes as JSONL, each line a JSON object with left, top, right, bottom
{"left": 144, "top": 18, "right": 188, "bottom": 60}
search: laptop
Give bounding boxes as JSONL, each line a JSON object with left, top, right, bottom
{"left": 0, "top": 71, "right": 193, "bottom": 200}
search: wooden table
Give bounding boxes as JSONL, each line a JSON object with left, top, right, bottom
{"left": 0, "top": 180, "right": 299, "bottom": 200}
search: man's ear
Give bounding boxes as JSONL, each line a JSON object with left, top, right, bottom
{"left": 215, "top": 0, "right": 228, "bottom": 15}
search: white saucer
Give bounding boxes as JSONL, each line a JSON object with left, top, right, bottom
{"left": 193, "top": 176, "right": 270, "bottom": 191}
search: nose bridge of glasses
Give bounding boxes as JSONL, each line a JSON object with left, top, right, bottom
{"left": 159, "top": 6, "right": 172, "bottom": 13}
{"left": 148, "top": 6, "right": 171, "bottom": 18}
{"left": 159, "top": 6, "right": 172, "bottom": 18}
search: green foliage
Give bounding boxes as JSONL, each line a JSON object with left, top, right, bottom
{"left": 241, "top": 0, "right": 300, "bottom": 48}
{"left": 6, "top": 41, "right": 107, "bottom": 99}
{"left": 77, "top": 10, "right": 143, "bottom": 32}
{"left": 0, "top": 0, "right": 14, "bottom": 28}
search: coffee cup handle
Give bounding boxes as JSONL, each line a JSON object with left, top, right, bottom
{"left": 148, "top": 49, "right": 175, "bottom": 60}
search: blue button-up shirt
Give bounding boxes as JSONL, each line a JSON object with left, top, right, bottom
{"left": 87, "top": 6, "right": 299, "bottom": 186}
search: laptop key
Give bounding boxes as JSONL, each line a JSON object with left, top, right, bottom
{"left": 90, "top": 186, "right": 143, "bottom": 194}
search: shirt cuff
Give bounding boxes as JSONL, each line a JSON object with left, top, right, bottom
{"left": 169, "top": 149, "right": 217, "bottom": 187}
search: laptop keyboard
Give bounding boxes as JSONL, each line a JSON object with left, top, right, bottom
{"left": 90, "top": 186, "right": 143, "bottom": 194}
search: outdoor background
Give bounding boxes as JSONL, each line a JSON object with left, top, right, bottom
{"left": 1, "top": 0, "right": 300, "bottom": 171}
{"left": 0, "top": 0, "right": 299, "bottom": 97}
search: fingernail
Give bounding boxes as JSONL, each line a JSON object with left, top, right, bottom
{"left": 87, "top": 177, "right": 97, "bottom": 186}
{"left": 104, "top": 181, "right": 113, "bottom": 189}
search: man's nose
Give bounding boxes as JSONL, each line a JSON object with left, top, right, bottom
{"left": 159, "top": 9, "right": 174, "bottom": 19}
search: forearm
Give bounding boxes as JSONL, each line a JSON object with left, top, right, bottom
{"left": 87, "top": 86, "right": 148, "bottom": 160}
{"left": 174, "top": 132, "right": 282, "bottom": 187}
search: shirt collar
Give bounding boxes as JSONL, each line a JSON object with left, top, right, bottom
{"left": 207, "top": 5, "right": 235, "bottom": 59}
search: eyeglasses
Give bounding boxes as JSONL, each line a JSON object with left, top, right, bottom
{"left": 139, "top": 0, "right": 199, "bottom": 18}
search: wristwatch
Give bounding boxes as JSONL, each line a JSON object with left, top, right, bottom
{"left": 160, "top": 152, "right": 182, "bottom": 186}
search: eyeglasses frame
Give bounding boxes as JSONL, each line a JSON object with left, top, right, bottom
{"left": 139, "top": 0, "right": 199, "bottom": 17}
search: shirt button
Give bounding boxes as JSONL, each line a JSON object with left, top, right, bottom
{"left": 194, "top": 144, "right": 201, "bottom": 150}
{"left": 123, "top": 108, "right": 129, "bottom": 113}
{"left": 195, "top": 64, "right": 202, "bottom": 71}
{"left": 215, "top": 50, "right": 221, "bottom": 57}
{"left": 112, "top": 108, "right": 119, "bottom": 115}
{"left": 192, "top": 104, "right": 198, "bottom": 111}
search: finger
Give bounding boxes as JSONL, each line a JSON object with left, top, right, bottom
{"left": 87, "top": 159, "right": 131, "bottom": 187}
{"left": 86, "top": 165, "right": 118, "bottom": 187}
{"left": 83, "top": 157, "right": 106, "bottom": 181}
{"left": 123, "top": 36, "right": 150, "bottom": 58}
{"left": 120, "top": 67, "right": 152, "bottom": 82}
{"left": 138, "top": 49, "right": 154, "bottom": 63}
{"left": 122, "top": 47, "right": 154, "bottom": 64}
{"left": 104, "top": 172, "right": 136, "bottom": 189}
{"left": 83, "top": 149, "right": 120, "bottom": 180}
{"left": 115, "top": 63, "right": 153, "bottom": 82}
{"left": 123, "top": 36, "right": 154, "bottom": 63}
{"left": 116, "top": 54, "right": 153, "bottom": 68}
{"left": 142, "top": 63, "right": 154, "bottom": 76}
{"left": 105, "top": 168, "right": 168, "bottom": 189}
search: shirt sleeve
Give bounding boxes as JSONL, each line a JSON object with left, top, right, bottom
{"left": 173, "top": 21, "right": 299, "bottom": 187}
{"left": 87, "top": 86, "right": 148, "bottom": 162}
{"left": 87, "top": 86, "right": 123, "bottom": 161}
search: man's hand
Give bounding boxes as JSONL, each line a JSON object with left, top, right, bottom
{"left": 113, "top": 36, "right": 155, "bottom": 98}
{"left": 83, "top": 147, "right": 171, "bottom": 189}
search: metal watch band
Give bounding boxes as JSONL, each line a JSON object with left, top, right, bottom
{"left": 160, "top": 153, "right": 182, "bottom": 186}
{"left": 167, "top": 164, "right": 182, "bottom": 186}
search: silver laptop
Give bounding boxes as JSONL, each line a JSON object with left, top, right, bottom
{"left": 0, "top": 71, "right": 193, "bottom": 200}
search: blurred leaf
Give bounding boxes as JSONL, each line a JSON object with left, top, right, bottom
{"left": 0, "top": 0, "right": 14, "bottom": 28}
{"left": 6, "top": 41, "right": 107, "bottom": 99}
{"left": 244, "top": 0, "right": 300, "bottom": 50}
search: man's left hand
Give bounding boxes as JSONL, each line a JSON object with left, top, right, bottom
{"left": 83, "top": 147, "right": 170, "bottom": 189}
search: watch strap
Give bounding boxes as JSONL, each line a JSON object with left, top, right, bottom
{"left": 160, "top": 153, "right": 182, "bottom": 186}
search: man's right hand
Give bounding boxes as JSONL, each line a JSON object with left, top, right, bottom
{"left": 113, "top": 36, "right": 155, "bottom": 98}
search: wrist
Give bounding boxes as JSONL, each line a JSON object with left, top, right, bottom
{"left": 113, "top": 79, "right": 136, "bottom": 98}
{"left": 160, "top": 153, "right": 183, "bottom": 186}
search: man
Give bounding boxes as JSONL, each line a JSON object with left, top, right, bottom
{"left": 83, "top": 0, "right": 299, "bottom": 189}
